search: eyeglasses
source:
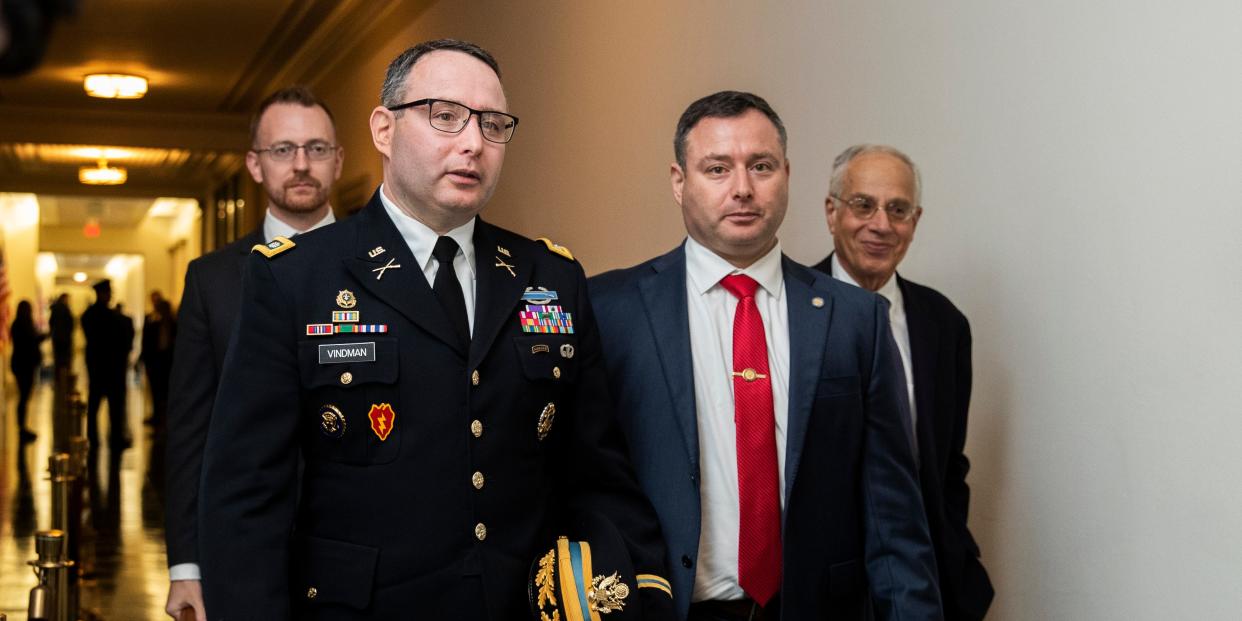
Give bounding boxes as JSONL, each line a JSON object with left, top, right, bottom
{"left": 387, "top": 98, "right": 519, "bottom": 144}
{"left": 830, "top": 194, "right": 919, "bottom": 222}
{"left": 251, "top": 141, "right": 338, "bottom": 162}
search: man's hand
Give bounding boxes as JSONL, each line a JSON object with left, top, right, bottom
{"left": 166, "top": 579, "right": 207, "bottom": 621}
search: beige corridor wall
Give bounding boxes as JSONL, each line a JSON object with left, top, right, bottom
{"left": 314, "top": 2, "right": 1242, "bottom": 618}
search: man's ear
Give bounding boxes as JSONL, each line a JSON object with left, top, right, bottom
{"left": 370, "top": 106, "right": 395, "bottom": 158}
{"left": 825, "top": 196, "right": 838, "bottom": 235}
{"left": 670, "top": 163, "right": 686, "bottom": 207}
{"left": 245, "top": 150, "right": 263, "bottom": 183}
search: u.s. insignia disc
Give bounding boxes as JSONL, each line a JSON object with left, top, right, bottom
{"left": 335, "top": 289, "right": 357, "bottom": 309}
{"left": 368, "top": 403, "right": 396, "bottom": 441}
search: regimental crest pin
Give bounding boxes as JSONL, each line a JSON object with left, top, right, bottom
{"left": 336, "top": 289, "right": 357, "bottom": 309}
{"left": 368, "top": 403, "right": 396, "bottom": 441}
{"left": 536, "top": 402, "right": 556, "bottom": 441}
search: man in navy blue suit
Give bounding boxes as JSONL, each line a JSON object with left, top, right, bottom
{"left": 589, "top": 92, "right": 942, "bottom": 620}
{"left": 813, "top": 145, "right": 993, "bottom": 620}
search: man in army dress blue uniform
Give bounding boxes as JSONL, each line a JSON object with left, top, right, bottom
{"left": 198, "top": 39, "right": 674, "bottom": 620}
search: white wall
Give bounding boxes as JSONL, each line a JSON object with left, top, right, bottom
{"left": 318, "top": 2, "right": 1242, "bottom": 617}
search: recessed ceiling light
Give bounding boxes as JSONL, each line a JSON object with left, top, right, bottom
{"left": 84, "top": 73, "right": 148, "bottom": 99}
{"left": 73, "top": 272, "right": 88, "bottom": 283}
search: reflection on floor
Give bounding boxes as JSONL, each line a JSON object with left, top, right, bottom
{"left": 1, "top": 372, "right": 169, "bottom": 620}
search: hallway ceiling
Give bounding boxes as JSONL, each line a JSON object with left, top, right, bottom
{"left": 0, "top": 0, "right": 429, "bottom": 200}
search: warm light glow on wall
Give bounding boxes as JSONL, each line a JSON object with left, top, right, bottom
{"left": 36, "top": 253, "right": 59, "bottom": 278}
{"left": 73, "top": 272, "right": 88, "bottom": 283}
{"left": 84, "top": 73, "right": 148, "bottom": 99}
{"left": 104, "top": 255, "right": 136, "bottom": 280}
{"left": 0, "top": 193, "right": 40, "bottom": 231}
{"left": 79, "top": 160, "right": 127, "bottom": 185}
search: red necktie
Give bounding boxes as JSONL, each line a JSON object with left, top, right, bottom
{"left": 720, "top": 274, "right": 782, "bottom": 605}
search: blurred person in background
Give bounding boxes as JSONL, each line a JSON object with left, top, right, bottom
{"left": 10, "top": 298, "right": 45, "bottom": 442}
{"left": 141, "top": 290, "right": 176, "bottom": 428}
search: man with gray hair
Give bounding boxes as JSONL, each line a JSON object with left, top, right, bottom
{"left": 197, "top": 39, "right": 673, "bottom": 620}
{"left": 813, "top": 144, "right": 994, "bottom": 620}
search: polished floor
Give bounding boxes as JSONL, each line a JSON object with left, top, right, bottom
{"left": 1, "top": 369, "right": 169, "bottom": 620}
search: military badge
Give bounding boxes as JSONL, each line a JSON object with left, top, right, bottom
{"left": 335, "top": 324, "right": 388, "bottom": 334}
{"left": 371, "top": 258, "right": 401, "bottom": 280}
{"left": 519, "top": 305, "right": 574, "bottom": 334}
{"left": 368, "top": 403, "right": 396, "bottom": 441}
{"left": 495, "top": 256, "right": 516, "bottom": 277}
{"left": 522, "top": 287, "right": 559, "bottom": 305}
{"left": 537, "top": 402, "right": 556, "bottom": 441}
{"left": 560, "top": 344, "right": 574, "bottom": 359}
{"left": 318, "top": 404, "right": 346, "bottom": 439}
{"left": 252, "top": 236, "right": 296, "bottom": 258}
{"left": 536, "top": 237, "right": 575, "bottom": 261}
{"left": 335, "top": 289, "right": 357, "bottom": 309}
{"left": 306, "top": 323, "right": 333, "bottom": 336}
{"left": 368, "top": 246, "right": 386, "bottom": 258}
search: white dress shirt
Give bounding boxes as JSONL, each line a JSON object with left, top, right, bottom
{"left": 169, "top": 207, "right": 338, "bottom": 582}
{"left": 830, "top": 255, "right": 917, "bottom": 435}
{"left": 380, "top": 184, "right": 477, "bottom": 334}
{"left": 262, "top": 206, "right": 336, "bottom": 242}
{"left": 685, "top": 237, "right": 790, "bottom": 603}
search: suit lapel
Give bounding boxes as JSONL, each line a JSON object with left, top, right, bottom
{"left": 900, "top": 276, "right": 940, "bottom": 474}
{"left": 782, "top": 257, "right": 833, "bottom": 504}
{"left": 343, "top": 194, "right": 466, "bottom": 358}
{"left": 638, "top": 245, "right": 699, "bottom": 464}
{"left": 468, "top": 220, "right": 532, "bottom": 370}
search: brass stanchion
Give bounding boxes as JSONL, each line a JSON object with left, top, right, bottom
{"left": 27, "top": 530, "right": 74, "bottom": 621}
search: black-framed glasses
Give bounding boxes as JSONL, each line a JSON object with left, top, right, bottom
{"left": 251, "top": 141, "right": 338, "bottom": 162}
{"left": 387, "top": 98, "right": 519, "bottom": 144}
{"left": 830, "top": 194, "right": 919, "bottom": 222}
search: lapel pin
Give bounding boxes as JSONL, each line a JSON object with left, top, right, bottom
{"left": 811, "top": 296, "right": 825, "bottom": 308}
{"left": 368, "top": 246, "right": 386, "bottom": 258}
{"left": 495, "top": 256, "right": 516, "bottom": 278}
{"left": 497, "top": 245, "right": 511, "bottom": 257}
{"left": 371, "top": 258, "right": 402, "bottom": 280}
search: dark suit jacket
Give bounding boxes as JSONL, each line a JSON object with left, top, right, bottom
{"left": 164, "top": 229, "right": 262, "bottom": 568}
{"left": 198, "top": 194, "right": 673, "bottom": 620}
{"left": 812, "top": 256, "right": 993, "bottom": 620}
{"left": 589, "top": 244, "right": 942, "bottom": 620}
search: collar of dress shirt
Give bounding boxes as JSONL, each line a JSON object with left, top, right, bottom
{"left": 685, "top": 236, "right": 784, "bottom": 297}
{"left": 830, "top": 253, "right": 902, "bottom": 306}
{"left": 263, "top": 207, "right": 336, "bottom": 243}
{"left": 378, "top": 184, "right": 476, "bottom": 278}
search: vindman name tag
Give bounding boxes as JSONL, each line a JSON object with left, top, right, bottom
{"left": 318, "top": 342, "right": 376, "bottom": 364}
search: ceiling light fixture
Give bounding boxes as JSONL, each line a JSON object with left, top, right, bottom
{"left": 84, "top": 73, "right": 148, "bottom": 99}
{"left": 79, "top": 159, "right": 127, "bottom": 185}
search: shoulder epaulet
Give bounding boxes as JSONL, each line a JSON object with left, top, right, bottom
{"left": 536, "top": 237, "right": 574, "bottom": 262}
{"left": 252, "top": 235, "right": 296, "bottom": 259}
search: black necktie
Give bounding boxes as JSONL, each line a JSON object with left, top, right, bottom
{"left": 431, "top": 236, "right": 470, "bottom": 349}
